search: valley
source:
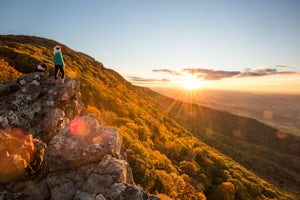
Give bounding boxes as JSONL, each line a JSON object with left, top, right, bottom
{"left": 152, "top": 88, "right": 300, "bottom": 137}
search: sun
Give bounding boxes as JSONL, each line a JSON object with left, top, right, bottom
{"left": 182, "top": 75, "right": 204, "bottom": 90}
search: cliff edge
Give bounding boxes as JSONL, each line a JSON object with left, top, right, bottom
{"left": 0, "top": 72, "right": 160, "bottom": 200}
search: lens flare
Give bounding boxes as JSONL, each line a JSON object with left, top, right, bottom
{"left": 0, "top": 128, "right": 34, "bottom": 183}
{"left": 69, "top": 118, "right": 89, "bottom": 136}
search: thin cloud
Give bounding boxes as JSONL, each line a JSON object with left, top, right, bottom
{"left": 240, "top": 67, "right": 297, "bottom": 77}
{"left": 203, "top": 70, "right": 241, "bottom": 80}
{"left": 152, "top": 69, "right": 182, "bottom": 76}
{"left": 276, "top": 64, "right": 294, "bottom": 68}
{"left": 240, "top": 68, "right": 277, "bottom": 77}
{"left": 183, "top": 68, "right": 240, "bottom": 80}
{"left": 146, "top": 66, "right": 299, "bottom": 83}
{"left": 128, "top": 76, "right": 170, "bottom": 82}
{"left": 183, "top": 67, "right": 298, "bottom": 80}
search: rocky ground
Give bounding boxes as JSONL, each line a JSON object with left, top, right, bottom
{"left": 0, "top": 73, "right": 160, "bottom": 200}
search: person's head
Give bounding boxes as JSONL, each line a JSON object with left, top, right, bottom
{"left": 53, "top": 45, "right": 61, "bottom": 54}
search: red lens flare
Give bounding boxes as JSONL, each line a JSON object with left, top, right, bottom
{"left": 69, "top": 118, "right": 89, "bottom": 136}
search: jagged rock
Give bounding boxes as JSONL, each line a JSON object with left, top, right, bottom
{"left": 105, "top": 184, "right": 160, "bottom": 200}
{"left": 0, "top": 72, "right": 85, "bottom": 142}
{"left": 45, "top": 170, "right": 96, "bottom": 200}
{"left": 47, "top": 171, "right": 79, "bottom": 200}
{"left": 39, "top": 107, "right": 67, "bottom": 142}
{"left": 0, "top": 73, "right": 160, "bottom": 200}
{"left": 7, "top": 179, "right": 50, "bottom": 200}
{"left": 0, "top": 82, "right": 20, "bottom": 99}
{"left": 122, "top": 185, "right": 150, "bottom": 200}
{"left": 74, "top": 192, "right": 106, "bottom": 200}
{"left": 30, "top": 139, "right": 47, "bottom": 174}
{"left": 96, "top": 155, "right": 134, "bottom": 184}
{"left": 81, "top": 173, "right": 114, "bottom": 195}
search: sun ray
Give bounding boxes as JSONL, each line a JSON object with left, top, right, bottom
{"left": 181, "top": 74, "right": 204, "bottom": 90}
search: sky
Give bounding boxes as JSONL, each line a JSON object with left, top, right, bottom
{"left": 1, "top": 0, "right": 300, "bottom": 94}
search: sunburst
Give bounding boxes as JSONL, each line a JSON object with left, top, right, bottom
{"left": 182, "top": 74, "right": 204, "bottom": 90}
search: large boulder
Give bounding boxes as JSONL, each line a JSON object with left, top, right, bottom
{"left": 43, "top": 115, "right": 124, "bottom": 172}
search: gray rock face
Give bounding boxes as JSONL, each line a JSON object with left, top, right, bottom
{"left": 0, "top": 72, "right": 84, "bottom": 142}
{"left": 43, "top": 115, "right": 123, "bottom": 173}
{"left": 0, "top": 73, "right": 160, "bottom": 200}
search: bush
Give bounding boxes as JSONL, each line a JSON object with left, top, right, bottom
{"left": 0, "top": 59, "right": 23, "bottom": 82}
{"left": 179, "top": 161, "right": 200, "bottom": 177}
{"left": 0, "top": 47, "right": 40, "bottom": 73}
{"left": 208, "top": 182, "right": 235, "bottom": 200}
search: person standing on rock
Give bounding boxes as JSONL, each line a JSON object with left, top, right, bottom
{"left": 53, "top": 45, "right": 65, "bottom": 84}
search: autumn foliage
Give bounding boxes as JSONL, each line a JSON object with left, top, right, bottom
{"left": 0, "top": 35, "right": 299, "bottom": 200}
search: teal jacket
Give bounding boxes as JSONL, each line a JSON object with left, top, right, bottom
{"left": 53, "top": 52, "right": 65, "bottom": 66}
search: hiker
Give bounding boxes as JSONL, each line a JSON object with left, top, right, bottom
{"left": 53, "top": 45, "right": 65, "bottom": 83}
{"left": 36, "top": 63, "right": 47, "bottom": 72}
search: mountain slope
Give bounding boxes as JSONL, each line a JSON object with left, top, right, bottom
{"left": 1, "top": 35, "right": 299, "bottom": 199}
{"left": 150, "top": 93, "right": 300, "bottom": 194}
{"left": 153, "top": 88, "right": 300, "bottom": 137}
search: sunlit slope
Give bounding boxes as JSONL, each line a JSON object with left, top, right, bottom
{"left": 0, "top": 35, "right": 299, "bottom": 199}
{"left": 151, "top": 93, "right": 300, "bottom": 194}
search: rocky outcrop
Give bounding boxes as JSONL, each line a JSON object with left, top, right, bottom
{"left": 0, "top": 72, "right": 84, "bottom": 143}
{"left": 0, "top": 73, "right": 160, "bottom": 200}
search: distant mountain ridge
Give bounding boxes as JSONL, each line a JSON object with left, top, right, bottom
{"left": 1, "top": 35, "right": 299, "bottom": 199}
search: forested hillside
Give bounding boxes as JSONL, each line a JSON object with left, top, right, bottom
{"left": 1, "top": 35, "right": 299, "bottom": 199}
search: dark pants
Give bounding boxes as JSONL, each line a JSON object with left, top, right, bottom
{"left": 54, "top": 65, "right": 64, "bottom": 80}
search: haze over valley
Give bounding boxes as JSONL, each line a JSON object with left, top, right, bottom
{"left": 153, "top": 88, "right": 300, "bottom": 137}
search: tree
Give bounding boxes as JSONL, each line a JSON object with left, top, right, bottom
{"left": 209, "top": 182, "right": 235, "bottom": 200}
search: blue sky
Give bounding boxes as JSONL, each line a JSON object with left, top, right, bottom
{"left": 1, "top": 0, "right": 300, "bottom": 93}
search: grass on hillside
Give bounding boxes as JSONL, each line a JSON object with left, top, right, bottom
{"left": 0, "top": 35, "right": 298, "bottom": 200}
